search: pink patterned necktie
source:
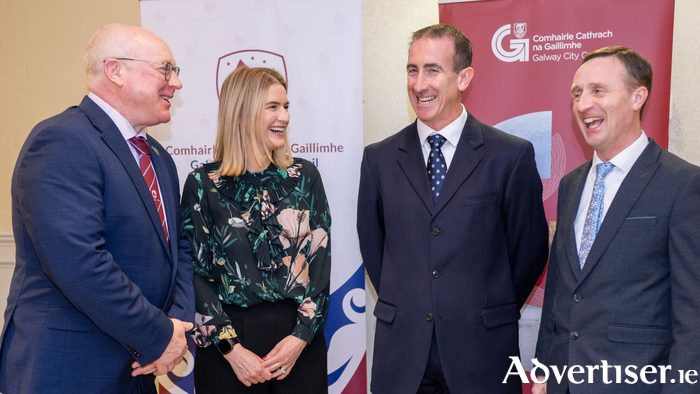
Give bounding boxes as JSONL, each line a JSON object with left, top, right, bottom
{"left": 128, "top": 136, "right": 169, "bottom": 242}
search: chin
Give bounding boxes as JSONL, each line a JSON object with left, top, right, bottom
{"left": 416, "top": 112, "right": 434, "bottom": 124}
{"left": 157, "top": 114, "right": 172, "bottom": 124}
{"left": 267, "top": 140, "right": 286, "bottom": 152}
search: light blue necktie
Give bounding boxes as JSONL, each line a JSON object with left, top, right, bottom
{"left": 578, "top": 162, "right": 615, "bottom": 270}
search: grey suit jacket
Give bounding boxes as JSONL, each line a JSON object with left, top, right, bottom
{"left": 535, "top": 139, "right": 700, "bottom": 394}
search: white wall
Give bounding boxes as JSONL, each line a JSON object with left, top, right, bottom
{"left": 669, "top": 0, "right": 700, "bottom": 165}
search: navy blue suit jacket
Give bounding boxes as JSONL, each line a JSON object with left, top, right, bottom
{"left": 357, "top": 113, "right": 549, "bottom": 393}
{"left": 535, "top": 140, "right": 700, "bottom": 394}
{"left": 0, "top": 96, "right": 194, "bottom": 393}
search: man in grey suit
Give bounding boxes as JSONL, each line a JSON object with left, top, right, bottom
{"left": 534, "top": 46, "right": 700, "bottom": 394}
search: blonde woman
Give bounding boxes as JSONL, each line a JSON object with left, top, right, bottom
{"left": 182, "top": 66, "right": 331, "bottom": 393}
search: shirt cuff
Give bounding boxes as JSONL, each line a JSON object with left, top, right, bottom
{"left": 291, "top": 323, "right": 316, "bottom": 344}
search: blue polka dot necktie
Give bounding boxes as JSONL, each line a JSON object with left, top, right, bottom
{"left": 578, "top": 162, "right": 615, "bottom": 270}
{"left": 427, "top": 134, "right": 447, "bottom": 204}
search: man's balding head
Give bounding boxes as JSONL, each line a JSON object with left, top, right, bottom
{"left": 84, "top": 24, "right": 182, "bottom": 131}
{"left": 85, "top": 24, "right": 171, "bottom": 89}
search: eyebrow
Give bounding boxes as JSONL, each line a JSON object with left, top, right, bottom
{"left": 266, "top": 100, "right": 289, "bottom": 105}
{"left": 406, "top": 62, "right": 444, "bottom": 71}
{"left": 572, "top": 82, "right": 608, "bottom": 95}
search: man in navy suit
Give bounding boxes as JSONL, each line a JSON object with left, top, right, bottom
{"left": 357, "top": 24, "right": 549, "bottom": 393}
{"left": 0, "top": 24, "right": 194, "bottom": 393}
{"left": 534, "top": 47, "right": 700, "bottom": 394}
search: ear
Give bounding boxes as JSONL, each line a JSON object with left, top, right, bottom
{"left": 457, "top": 67, "right": 474, "bottom": 92}
{"left": 631, "top": 86, "right": 648, "bottom": 113}
{"left": 103, "top": 58, "right": 125, "bottom": 87}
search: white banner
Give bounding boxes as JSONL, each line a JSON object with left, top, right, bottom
{"left": 140, "top": 1, "right": 365, "bottom": 392}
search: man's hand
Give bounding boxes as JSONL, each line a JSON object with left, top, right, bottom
{"left": 224, "top": 344, "right": 272, "bottom": 386}
{"left": 531, "top": 379, "right": 547, "bottom": 394}
{"left": 262, "top": 335, "right": 307, "bottom": 380}
{"left": 131, "top": 318, "right": 193, "bottom": 376}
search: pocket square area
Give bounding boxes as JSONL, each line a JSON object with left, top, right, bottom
{"left": 621, "top": 216, "right": 658, "bottom": 227}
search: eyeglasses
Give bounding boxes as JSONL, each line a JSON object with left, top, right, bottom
{"left": 109, "top": 58, "right": 181, "bottom": 81}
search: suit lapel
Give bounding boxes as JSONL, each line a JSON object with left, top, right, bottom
{"left": 396, "top": 122, "right": 434, "bottom": 213}
{"left": 563, "top": 164, "right": 591, "bottom": 280}
{"left": 433, "top": 114, "right": 483, "bottom": 216}
{"left": 79, "top": 96, "right": 171, "bottom": 257}
{"left": 578, "top": 139, "right": 661, "bottom": 282}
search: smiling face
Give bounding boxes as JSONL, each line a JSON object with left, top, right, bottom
{"left": 571, "top": 56, "right": 647, "bottom": 161}
{"left": 407, "top": 36, "right": 473, "bottom": 131}
{"left": 261, "top": 83, "right": 289, "bottom": 152}
{"left": 119, "top": 35, "right": 183, "bottom": 131}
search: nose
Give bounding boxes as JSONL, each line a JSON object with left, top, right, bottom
{"left": 574, "top": 92, "right": 592, "bottom": 113}
{"left": 279, "top": 107, "right": 290, "bottom": 123}
{"left": 412, "top": 71, "right": 428, "bottom": 93}
{"left": 169, "top": 71, "right": 183, "bottom": 90}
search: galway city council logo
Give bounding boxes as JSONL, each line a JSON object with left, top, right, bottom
{"left": 492, "top": 23, "right": 529, "bottom": 62}
{"left": 216, "top": 50, "right": 288, "bottom": 97}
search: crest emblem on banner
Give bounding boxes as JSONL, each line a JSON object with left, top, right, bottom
{"left": 514, "top": 23, "right": 527, "bottom": 39}
{"left": 216, "top": 50, "right": 288, "bottom": 97}
{"left": 491, "top": 24, "right": 529, "bottom": 62}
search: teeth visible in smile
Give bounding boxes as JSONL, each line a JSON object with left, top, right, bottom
{"left": 270, "top": 127, "right": 285, "bottom": 133}
{"left": 583, "top": 117, "right": 603, "bottom": 128}
{"left": 418, "top": 96, "right": 436, "bottom": 104}
{"left": 161, "top": 96, "right": 170, "bottom": 102}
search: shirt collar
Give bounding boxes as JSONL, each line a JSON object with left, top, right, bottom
{"left": 417, "top": 104, "right": 468, "bottom": 147}
{"left": 88, "top": 92, "right": 146, "bottom": 140}
{"left": 592, "top": 131, "right": 649, "bottom": 172}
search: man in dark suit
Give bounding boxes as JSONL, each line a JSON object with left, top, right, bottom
{"left": 534, "top": 47, "right": 700, "bottom": 394}
{"left": 0, "top": 24, "right": 194, "bottom": 393}
{"left": 357, "top": 24, "right": 549, "bottom": 393}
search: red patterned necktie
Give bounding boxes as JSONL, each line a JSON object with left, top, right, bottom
{"left": 128, "top": 136, "right": 169, "bottom": 242}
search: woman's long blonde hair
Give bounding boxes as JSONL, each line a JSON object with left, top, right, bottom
{"left": 214, "top": 66, "right": 292, "bottom": 177}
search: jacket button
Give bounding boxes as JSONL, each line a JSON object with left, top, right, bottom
{"left": 570, "top": 331, "right": 579, "bottom": 340}
{"left": 573, "top": 294, "right": 582, "bottom": 303}
{"left": 135, "top": 352, "right": 141, "bottom": 358}
{"left": 426, "top": 313, "right": 434, "bottom": 321}
{"left": 432, "top": 270, "right": 440, "bottom": 278}
{"left": 432, "top": 228, "right": 440, "bottom": 236}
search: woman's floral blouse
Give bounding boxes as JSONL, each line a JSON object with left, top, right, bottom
{"left": 181, "top": 158, "right": 331, "bottom": 347}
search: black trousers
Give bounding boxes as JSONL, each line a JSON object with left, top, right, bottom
{"left": 194, "top": 299, "right": 328, "bottom": 393}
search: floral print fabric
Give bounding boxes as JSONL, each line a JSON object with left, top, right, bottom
{"left": 182, "top": 158, "right": 331, "bottom": 346}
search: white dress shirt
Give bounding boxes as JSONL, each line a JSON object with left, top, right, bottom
{"left": 417, "top": 105, "right": 468, "bottom": 169}
{"left": 574, "top": 131, "right": 649, "bottom": 252}
{"left": 88, "top": 92, "right": 168, "bottom": 229}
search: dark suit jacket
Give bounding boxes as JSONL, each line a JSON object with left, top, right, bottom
{"left": 0, "top": 96, "right": 194, "bottom": 394}
{"left": 535, "top": 139, "right": 700, "bottom": 394}
{"left": 357, "top": 113, "right": 549, "bottom": 393}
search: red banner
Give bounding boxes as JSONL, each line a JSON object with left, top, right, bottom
{"left": 440, "top": 0, "right": 674, "bottom": 391}
{"left": 441, "top": 0, "right": 674, "bottom": 218}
